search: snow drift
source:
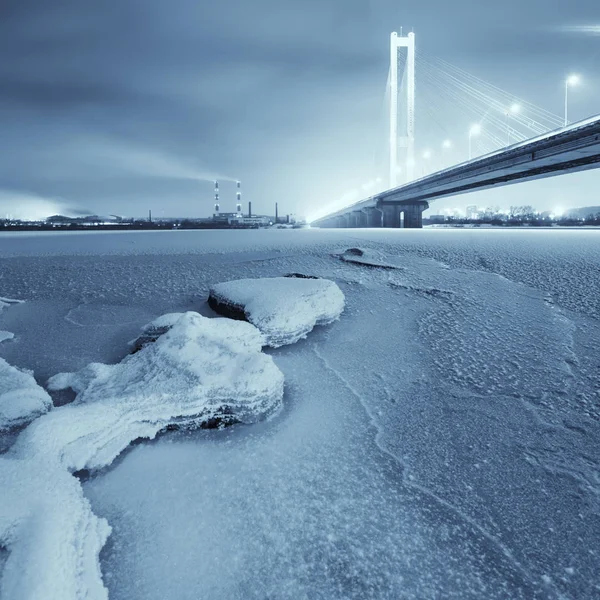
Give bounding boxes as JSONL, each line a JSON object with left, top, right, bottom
{"left": 1, "top": 311, "right": 284, "bottom": 600}
{"left": 209, "top": 277, "right": 345, "bottom": 347}
{"left": 0, "top": 357, "right": 52, "bottom": 431}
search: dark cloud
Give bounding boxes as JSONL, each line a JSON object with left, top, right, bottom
{"left": 0, "top": 0, "right": 598, "bottom": 219}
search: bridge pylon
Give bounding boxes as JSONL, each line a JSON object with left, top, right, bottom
{"left": 389, "top": 31, "right": 415, "bottom": 188}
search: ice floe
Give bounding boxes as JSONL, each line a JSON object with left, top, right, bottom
{"left": 209, "top": 277, "right": 345, "bottom": 347}
{"left": 0, "top": 358, "right": 52, "bottom": 431}
{"left": 1, "top": 311, "right": 284, "bottom": 600}
{"left": 16, "top": 311, "right": 284, "bottom": 471}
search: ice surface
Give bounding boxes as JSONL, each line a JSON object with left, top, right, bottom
{"left": 1, "top": 229, "right": 600, "bottom": 599}
{"left": 0, "top": 357, "right": 52, "bottom": 431}
{"left": 0, "top": 332, "right": 13, "bottom": 343}
{"left": 209, "top": 277, "right": 345, "bottom": 346}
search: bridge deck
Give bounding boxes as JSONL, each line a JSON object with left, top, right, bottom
{"left": 311, "top": 114, "right": 600, "bottom": 226}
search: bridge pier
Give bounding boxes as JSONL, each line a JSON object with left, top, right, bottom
{"left": 336, "top": 215, "right": 348, "bottom": 228}
{"left": 347, "top": 212, "right": 359, "bottom": 228}
{"left": 363, "top": 208, "right": 383, "bottom": 227}
{"left": 402, "top": 201, "right": 429, "bottom": 228}
{"left": 355, "top": 211, "right": 368, "bottom": 228}
{"left": 382, "top": 205, "right": 401, "bottom": 228}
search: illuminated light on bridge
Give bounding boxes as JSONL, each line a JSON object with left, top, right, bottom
{"left": 565, "top": 74, "right": 581, "bottom": 127}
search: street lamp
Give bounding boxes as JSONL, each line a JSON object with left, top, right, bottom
{"left": 505, "top": 103, "right": 520, "bottom": 145}
{"left": 468, "top": 124, "right": 481, "bottom": 160}
{"left": 565, "top": 74, "right": 580, "bottom": 127}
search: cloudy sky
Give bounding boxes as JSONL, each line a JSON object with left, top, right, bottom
{"left": 0, "top": 0, "right": 598, "bottom": 220}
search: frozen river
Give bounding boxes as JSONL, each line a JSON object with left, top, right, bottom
{"left": 1, "top": 228, "right": 599, "bottom": 599}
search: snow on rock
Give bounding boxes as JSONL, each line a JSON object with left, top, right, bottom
{"left": 1, "top": 311, "right": 284, "bottom": 600}
{"left": 0, "top": 358, "right": 52, "bottom": 431}
{"left": 16, "top": 311, "right": 284, "bottom": 472}
{"left": 208, "top": 277, "right": 345, "bottom": 347}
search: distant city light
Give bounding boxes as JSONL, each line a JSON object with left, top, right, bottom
{"left": 554, "top": 207, "right": 565, "bottom": 217}
{"left": 442, "top": 139, "right": 452, "bottom": 149}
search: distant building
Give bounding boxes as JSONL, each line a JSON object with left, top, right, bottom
{"left": 212, "top": 213, "right": 271, "bottom": 227}
{"left": 466, "top": 205, "right": 479, "bottom": 220}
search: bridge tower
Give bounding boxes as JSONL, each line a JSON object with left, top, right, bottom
{"left": 389, "top": 31, "right": 415, "bottom": 188}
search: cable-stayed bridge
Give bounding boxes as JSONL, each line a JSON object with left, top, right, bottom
{"left": 310, "top": 32, "right": 600, "bottom": 228}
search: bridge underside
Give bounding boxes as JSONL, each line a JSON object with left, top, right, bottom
{"left": 318, "top": 201, "right": 429, "bottom": 229}
{"left": 311, "top": 115, "right": 600, "bottom": 229}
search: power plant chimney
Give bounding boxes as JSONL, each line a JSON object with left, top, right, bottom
{"left": 236, "top": 180, "right": 242, "bottom": 215}
{"left": 214, "top": 180, "right": 220, "bottom": 214}
{"left": 148, "top": 209, "right": 152, "bottom": 223}
{"left": 248, "top": 201, "right": 252, "bottom": 218}
{"left": 275, "top": 202, "right": 278, "bottom": 224}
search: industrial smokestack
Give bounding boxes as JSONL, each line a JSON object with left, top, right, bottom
{"left": 214, "top": 180, "right": 220, "bottom": 213}
{"left": 248, "top": 201, "right": 252, "bottom": 218}
{"left": 275, "top": 202, "right": 278, "bottom": 224}
{"left": 149, "top": 209, "right": 152, "bottom": 223}
{"left": 236, "top": 180, "right": 242, "bottom": 214}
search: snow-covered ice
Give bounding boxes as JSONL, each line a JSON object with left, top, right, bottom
{"left": 1, "top": 228, "right": 599, "bottom": 599}
{"left": 20, "top": 311, "right": 284, "bottom": 471}
{"left": 0, "top": 358, "right": 52, "bottom": 431}
{"left": 0, "top": 332, "right": 13, "bottom": 344}
{"left": 0, "top": 456, "right": 110, "bottom": 600}
{"left": 1, "top": 310, "right": 283, "bottom": 600}
{"left": 209, "top": 276, "right": 345, "bottom": 346}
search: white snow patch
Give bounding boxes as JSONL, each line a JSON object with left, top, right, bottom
{"left": 0, "top": 358, "right": 52, "bottom": 431}
{"left": 1, "top": 311, "right": 284, "bottom": 600}
{"left": 209, "top": 277, "right": 345, "bottom": 347}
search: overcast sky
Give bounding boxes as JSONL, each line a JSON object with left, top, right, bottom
{"left": 0, "top": 0, "right": 598, "bottom": 220}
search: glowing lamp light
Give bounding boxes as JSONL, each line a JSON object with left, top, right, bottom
{"left": 442, "top": 139, "right": 452, "bottom": 149}
{"left": 566, "top": 74, "right": 580, "bottom": 86}
{"left": 510, "top": 103, "right": 521, "bottom": 114}
{"left": 470, "top": 124, "right": 482, "bottom": 136}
